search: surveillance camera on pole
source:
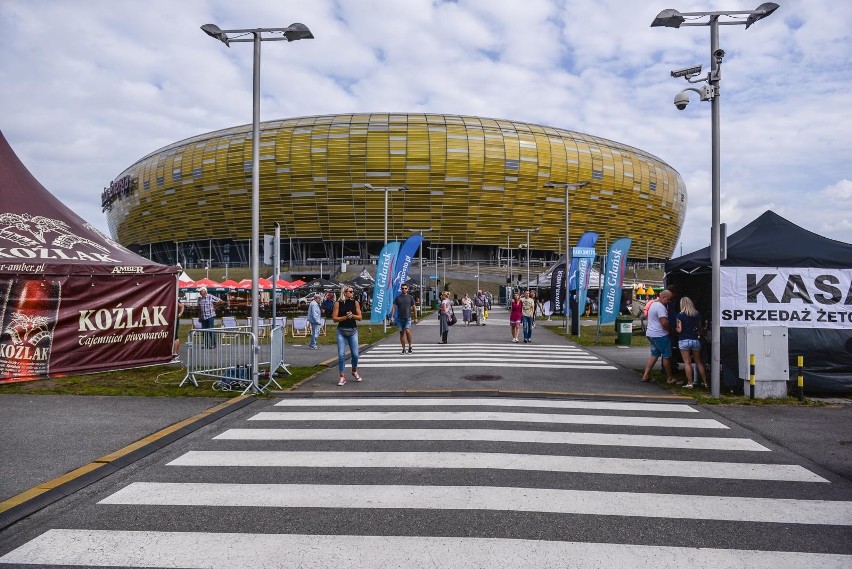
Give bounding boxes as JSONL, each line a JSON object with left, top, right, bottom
{"left": 670, "top": 65, "right": 702, "bottom": 79}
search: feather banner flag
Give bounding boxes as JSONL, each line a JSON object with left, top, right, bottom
{"left": 371, "top": 241, "right": 400, "bottom": 323}
{"left": 600, "top": 238, "right": 632, "bottom": 324}
{"left": 391, "top": 234, "right": 424, "bottom": 301}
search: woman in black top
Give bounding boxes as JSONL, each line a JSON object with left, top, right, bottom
{"left": 676, "top": 296, "right": 708, "bottom": 388}
{"left": 332, "top": 286, "right": 363, "bottom": 386}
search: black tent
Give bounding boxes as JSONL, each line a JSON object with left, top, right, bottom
{"left": 665, "top": 211, "right": 852, "bottom": 394}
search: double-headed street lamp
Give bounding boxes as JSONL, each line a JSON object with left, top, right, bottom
{"left": 202, "top": 22, "right": 313, "bottom": 393}
{"left": 545, "top": 181, "right": 590, "bottom": 334}
{"left": 365, "top": 184, "right": 408, "bottom": 331}
{"left": 652, "top": 3, "right": 778, "bottom": 398}
{"left": 514, "top": 228, "right": 540, "bottom": 293}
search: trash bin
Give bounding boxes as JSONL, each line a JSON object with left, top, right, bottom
{"left": 431, "top": 300, "right": 439, "bottom": 310}
{"left": 615, "top": 315, "right": 634, "bottom": 346}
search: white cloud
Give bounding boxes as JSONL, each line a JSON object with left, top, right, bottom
{"left": 1, "top": 0, "right": 850, "bottom": 259}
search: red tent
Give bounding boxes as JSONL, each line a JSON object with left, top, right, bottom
{"left": 219, "top": 279, "right": 241, "bottom": 289}
{"left": 0, "top": 131, "right": 179, "bottom": 383}
{"left": 190, "top": 277, "right": 221, "bottom": 289}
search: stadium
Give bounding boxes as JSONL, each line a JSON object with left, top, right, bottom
{"left": 105, "top": 113, "right": 686, "bottom": 269}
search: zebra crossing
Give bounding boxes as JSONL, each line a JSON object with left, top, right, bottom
{"left": 1, "top": 396, "right": 850, "bottom": 567}
{"left": 355, "top": 343, "right": 617, "bottom": 370}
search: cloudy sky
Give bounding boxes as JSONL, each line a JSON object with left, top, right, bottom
{"left": 1, "top": 0, "right": 850, "bottom": 257}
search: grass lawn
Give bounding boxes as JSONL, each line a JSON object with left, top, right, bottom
{"left": 0, "top": 318, "right": 401, "bottom": 397}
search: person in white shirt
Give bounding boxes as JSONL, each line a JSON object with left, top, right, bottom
{"left": 641, "top": 290, "right": 675, "bottom": 383}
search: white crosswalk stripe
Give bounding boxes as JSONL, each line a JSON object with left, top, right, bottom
{"left": 2, "top": 396, "right": 849, "bottom": 568}
{"left": 353, "top": 343, "right": 617, "bottom": 369}
{"left": 4, "top": 530, "right": 849, "bottom": 569}
{"left": 101, "top": 482, "right": 851, "bottom": 524}
{"left": 167, "top": 450, "right": 826, "bottom": 481}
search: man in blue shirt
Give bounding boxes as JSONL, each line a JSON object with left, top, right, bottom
{"left": 306, "top": 292, "right": 322, "bottom": 349}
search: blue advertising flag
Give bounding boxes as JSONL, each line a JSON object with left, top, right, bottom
{"left": 577, "top": 254, "right": 597, "bottom": 317}
{"left": 600, "top": 238, "right": 632, "bottom": 324}
{"left": 391, "top": 234, "right": 424, "bottom": 300}
{"left": 550, "top": 263, "right": 567, "bottom": 314}
{"left": 371, "top": 241, "right": 400, "bottom": 323}
{"left": 568, "top": 232, "right": 599, "bottom": 292}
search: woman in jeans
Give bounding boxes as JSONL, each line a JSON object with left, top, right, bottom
{"left": 676, "top": 296, "right": 708, "bottom": 388}
{"left": 332, "top": 286, "right": 363, "bottom": 386}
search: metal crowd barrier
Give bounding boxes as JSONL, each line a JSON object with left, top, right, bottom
{"left": 179, "top": 325, "right": 290, "bottom": 394}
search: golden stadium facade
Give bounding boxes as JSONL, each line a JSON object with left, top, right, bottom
{"left": 106, "top": 113, "right": 686, "bottom": 267}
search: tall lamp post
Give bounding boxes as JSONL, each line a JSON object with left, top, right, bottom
{"left": 652, "top": 3, "right": 778, "bottom": 398}
{"left": 407, "top": 228, "right": 432, "bottom": 314}
{"left": 202, "top": 22, "right": 313, "bottom": 393}
{"left": 545, "top": 181, "right": 589, "bottom": 334}
{"left": 365, "top": 184, "right": 408, "bottom": 331}
{"left": 514, "top": 228, "right": 540, "bottom": 292}
{"left": 427, "top": 246, "right": 444, "bottom": 303}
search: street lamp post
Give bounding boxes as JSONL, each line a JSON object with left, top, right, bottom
{"left": 545, "top": 181, "right": 589, "bottom": 334}
{"left": 366, "top": 184, "right": 408, "bottom": 331}
{"left": 514, "top": 228, "right": 540, "bottom": 292}
{"left": 652, "top": 2, "right": 778, "bottom": 398}
{"left": 407, "top": 228, "right": 432, "bottom": 317}
{"left": 202, "top": 22, "right": 313, "bottom": 393}
{"left": 427, "top": 246, "right": 444, "bottom": 303}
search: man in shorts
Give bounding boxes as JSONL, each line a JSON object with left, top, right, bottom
{"left": 390, "top": 284, "right": 417, "bottom": 354}
{"left": 641, "top": 289, "right": 675, "bottom": 383}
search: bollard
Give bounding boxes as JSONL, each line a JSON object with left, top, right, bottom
{"left": 749, "top": 354, "right": 756, "bottom": 400}
{"left": 797, "top": 355, "right": 804, "bottom": 401}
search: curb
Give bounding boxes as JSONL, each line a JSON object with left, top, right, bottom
{"left": 0, "top": 395, "right": 255, "bottom": 531}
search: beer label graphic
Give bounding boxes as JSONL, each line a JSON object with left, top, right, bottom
{"left": 0, "top": 212, "right": 118, "bottom": 263}
{"left": 0, "top": 279, "right": 61, "bottom": 380}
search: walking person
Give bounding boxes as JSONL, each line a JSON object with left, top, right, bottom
{"left": 332, "top": 286, "right": 363, "bottom": 386}
{"left": 509, "top": 291, "right": 522, "bottom": 343}
{"left": 197, "top": 287, "right": 222, "bottom": 348}
{"left": 438, "top": 291, "right": 453, "bottom": 344}
{"left": 390, "top": 284, "right": 418, "bottom": 354}
{"left": 461, "top": 293, "right": 473, "bottom": 326}
{"left": 473, "top": 290, "right": 486, "bottom": 326}
{"left": 641, "top": 290, "right": 676, "bottom": 383}
{"left": 306, "top": 292, "right": 322, "bottom": 349}
{"left": 530, "top": 290, "right": 544, "bottom": 330}
{"left": 676, "top": 296, "right": 709, "bottom": 388}
{"left": 521, "top": 290, "right": 536, "bottom": 343}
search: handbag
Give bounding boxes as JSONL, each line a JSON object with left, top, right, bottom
{"left": 448, "top": 310, "right": 458, "bottom": 326}
{"left": 338, "top": 327, "right": 357, "bottom": 337}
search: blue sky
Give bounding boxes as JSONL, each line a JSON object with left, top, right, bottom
{"left": 1, "top": 0, "right": 849, "bottom": 256}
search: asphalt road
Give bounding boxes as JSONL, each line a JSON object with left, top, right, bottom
{"left": 0, "top": 307, "right": 849, "bottom": 567}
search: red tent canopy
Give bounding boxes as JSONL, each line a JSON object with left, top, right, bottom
{"left": 191, "top": 277, "right": 221, "bottom": 289}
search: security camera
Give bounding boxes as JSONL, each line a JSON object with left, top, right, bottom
{"left": 674, "top": 92, "right": 690, "bottom": 110}
{"left": 713, "top": 48, "right": 725, "bottom": 59}
{"left": 671, "top": 65, "right": 702, "bottom": 78}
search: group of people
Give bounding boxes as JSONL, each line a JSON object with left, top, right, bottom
{"left": 641, "top": 287, "right": 709, "bottom": 388}
{"left": 508, "top": 289, "right": 545, "bottom": 343}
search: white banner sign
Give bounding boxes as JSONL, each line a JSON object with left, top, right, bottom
{"left": 720, "top": 267, "right": 852, "bottom": 329}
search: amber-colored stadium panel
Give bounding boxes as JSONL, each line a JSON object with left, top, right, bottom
{"left": 107, "top": 113, "right": 686, "bottom": 256}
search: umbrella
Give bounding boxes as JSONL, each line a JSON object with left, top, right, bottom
{"left": 299, "top": 278, "right": 342, "bottom": 291}
{"left": 178, "top": 280, "right": 195, "bottom": 290}
{"left": 190, "top": 277, "right": 221, "bottom": 289}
